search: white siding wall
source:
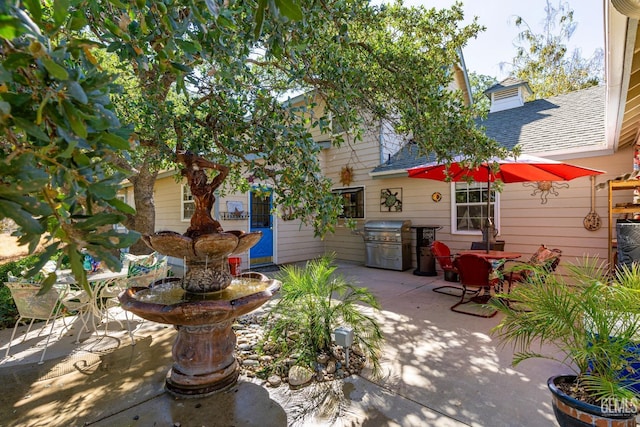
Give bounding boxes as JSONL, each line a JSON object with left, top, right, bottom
{"left": 149, "top": 173, "right": 323, "bottom": 268}
{"left": 322, "top": 123, "right": 406, "bottom": 262}
{"left": 154, "top": 177, "right": 186, "bottom": 233}
{"left": 323, "top": 142, "right": 634, "bottom": 273}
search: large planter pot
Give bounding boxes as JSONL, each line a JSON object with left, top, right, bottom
{"left": 548, "top": 375, "right": 637, "bottom": 427}
{"left": 616, "top": 219, "right": 640, "bottom": 270}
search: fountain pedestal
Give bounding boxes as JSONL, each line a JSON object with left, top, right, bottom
{"left": 167, "top": 320, "right": 239, "bottom": 396}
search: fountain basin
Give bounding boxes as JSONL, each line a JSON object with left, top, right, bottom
{"left": 141, "top": 231, "right": 263, "bottom": 293}
{"left": 119, "top": 273, "right": 281, "bottom": 397}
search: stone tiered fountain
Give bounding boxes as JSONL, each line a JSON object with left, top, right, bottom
{"left": 119, "top": 150, "right": 281, "bottom": 398}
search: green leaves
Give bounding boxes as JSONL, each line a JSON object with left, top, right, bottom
{"left": 0, "top": 15, "right": 26, "bottom": 40}
{"left": 491, "top": 257, "right": 640, "bottom": 402}
{"left": 66, "top": 81, "right": 88, "bottom": 104}
{"left": 0, "top": 199, "right": 45, "bottom": 234}
{"left": 0, "top": 2, "right": 138, "bottom": 287}
{"left": 62, "top": 100, "right": 87, "bottom": 138}
{"left": 99, "top": 132, "right": 130, "bottom": 150}
{"left": 41, "top": 57, "right": 69, "bottom": 80}
{"left": 511, "top": 2, "right": 602, "bottom": 99}
{"left": 13, "top": 117, "right": 49, "bottom": 141}
{"left": 0, "top": 0, "right": 501, "bottom": 289}
{"left": 74, "top": 212, "right": 124, "bottom": 231}
{"left": 254, "top": 0, "right": 267, "bottom": 39}
{"left": 273, "top": 0, "right": 303, "bottom": 21}
{"left": 52, "top": 0, "right": 69, "bottom": 27}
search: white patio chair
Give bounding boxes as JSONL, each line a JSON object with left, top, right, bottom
{"left": 95, "top": 277, "right": 135, "bottom": 345}
{"left": 4, "top": 282, "right": 66, "bottom": 364}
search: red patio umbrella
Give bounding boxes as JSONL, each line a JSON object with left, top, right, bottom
{"left": 407, "top": 154, "right": 605, "bottom": 252}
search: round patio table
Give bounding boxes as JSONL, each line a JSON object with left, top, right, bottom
{"left": 456, "top": 250, "right": 521, "bottom": 260}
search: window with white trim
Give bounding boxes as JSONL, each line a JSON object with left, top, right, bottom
{"left": 452, "top": 182, "right": 498, "bottom": 234}
{"left": 332, "top": 187, "right": 365, "bottom": 219}
{"left": 182, "top": 184, "right": 195, "bottom": 221}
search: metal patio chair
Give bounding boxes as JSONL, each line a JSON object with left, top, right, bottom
{"left": 96, "top": 277, "right": 135, "bottom": 345}
{"left": 450, "top": 254, "right": 498, "bottom": 318}
{"left": 431, "top": 241, "right": 462, "bottom": 296}
{"left": 4, "top": 282, "right": 66, "bottom": 364}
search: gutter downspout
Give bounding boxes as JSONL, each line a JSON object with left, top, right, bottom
{"left": 607, "top": 0, "right": 638, "bottom": 152}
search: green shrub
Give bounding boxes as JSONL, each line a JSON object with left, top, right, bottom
{"left": 261, "top": 254, "right": 383, "bottom": 376}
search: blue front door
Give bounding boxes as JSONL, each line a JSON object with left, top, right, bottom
{"left": 249, "top": 189, "right": 273, "bottom": 265}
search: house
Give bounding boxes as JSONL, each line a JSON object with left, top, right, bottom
{"left": 325, "top": 0, "right": 640, "bottom": 270}
{"left": 131, "top": 0, "right": 638, "bottom": 274}
{"left": 328, "top": 82, "right": 627, "bottom": 267}
{"left": 123, "top": 60, "right": 478, "bottom": 272}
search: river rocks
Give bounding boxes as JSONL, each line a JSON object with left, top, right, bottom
{"left": 234, "top": 311, "right": 368, "bottom": 389}
{"left": 288, "top": 366, "right": 314, "bottom": 387}
{"left": 317, "top": 353, "right": 330, "bottom": 364}
{"left": 267, "top": 375, "right": 282, "bottom": 387}
{"left": 259, "top": 355, "right": 273, "bottom": 363}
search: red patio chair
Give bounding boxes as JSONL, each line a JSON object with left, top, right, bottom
{"left": 450, "top": 254, "right": 498, "bottom": 318}
{"left": 431, "top": 241, "right": 462, "bottom": 296}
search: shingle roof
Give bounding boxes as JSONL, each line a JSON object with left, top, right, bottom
{"left": 477, "top": 84, "right": 604, "bottom": 152}
{"left": 371, "top": 142, "right": 438, "bottom": 175}
{"left": 371, "top": 85, "right": 605, "bottom": 175}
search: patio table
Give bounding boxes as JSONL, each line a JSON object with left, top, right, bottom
{"left": 56, "top": 268, "right": 127, "bottom": 284}
{"left": 56, "top": 269, "right": 129, "bottom": 341}
{"left": 456, "top": 250, "right": 521, "bottom": 260}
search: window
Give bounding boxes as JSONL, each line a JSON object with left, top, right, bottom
{"left": 452, "top": 182, "right": 499, "bottom": 234}
{"left": 182, "top": 185, "right": 195, "bottom": 221}
{"left": 250, "top": 191, "right": 272, "bottom": 228}
{"left": 333, "top": 187, "right": 365, "bottom": 218}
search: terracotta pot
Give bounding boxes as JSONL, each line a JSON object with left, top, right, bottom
{"left": 548, "top": 375, "right": 637, "bottom": 427}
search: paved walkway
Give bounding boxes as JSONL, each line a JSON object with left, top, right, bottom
{"left": 0, "top": 261, "right": 566, "bottom": 426}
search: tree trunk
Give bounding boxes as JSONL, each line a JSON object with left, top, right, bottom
{"left": 126, "top": 159, "right": 159, "bottom": 255}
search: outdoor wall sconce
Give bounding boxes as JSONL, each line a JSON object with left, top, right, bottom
{"left": 523, "top": 180, "right": 569, "bottom": 204}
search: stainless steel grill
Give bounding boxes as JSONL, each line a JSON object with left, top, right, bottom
{"left": 364, "top": 220, "right": 412, "bottom": 271}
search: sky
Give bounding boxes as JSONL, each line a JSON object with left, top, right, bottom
{"left": 400, "top": 0, "right": 605, "bottom": 80}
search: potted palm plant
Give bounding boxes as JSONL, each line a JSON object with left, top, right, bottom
{"left": 490, "top": 258, "right": 640, "bottom": 426}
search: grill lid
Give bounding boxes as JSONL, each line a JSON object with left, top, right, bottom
{"left": 364, "top": 220, "right": 411, "bottom": 232}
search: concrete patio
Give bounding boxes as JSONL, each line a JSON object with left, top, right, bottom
{"left": 0, "top": 260, "right": 569, "bottom": 426}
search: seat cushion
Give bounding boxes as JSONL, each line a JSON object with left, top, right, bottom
{"left": 529, "top": 245, "right": 556, "bottom": 265}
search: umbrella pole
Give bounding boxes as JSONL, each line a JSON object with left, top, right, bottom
{"left": 486, "top": 168, "right": 490, "bottom": 253}
{"left": 486, "top": 182, "right": 490, "bottom": 253}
